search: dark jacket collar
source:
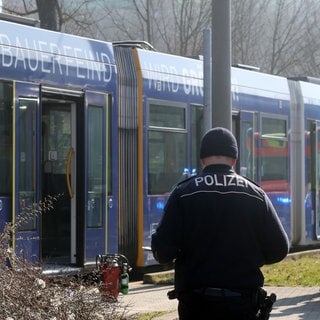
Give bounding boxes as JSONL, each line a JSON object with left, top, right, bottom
{"left": 202, "top": 164, "right": 234, "bottom": 173}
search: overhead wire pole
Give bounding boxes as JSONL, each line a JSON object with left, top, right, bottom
{"left": 211, "top": 0, "right": 232, "bottom": 130}
{"left": 203, "top": 29, "right": 212, "bottom": 133}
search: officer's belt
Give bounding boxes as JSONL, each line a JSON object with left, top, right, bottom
{"left": 194, "top": 287, "right": 242, "bottom": 297}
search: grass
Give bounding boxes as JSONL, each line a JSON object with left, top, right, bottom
{"left": 130, "top": 311, "right": 169, "bottom": 320}
{"left": 147, "top": 251, "right": 320, "bottom": 287}
{"left": 262, "top": 252, "right": 320, "bottom": 286}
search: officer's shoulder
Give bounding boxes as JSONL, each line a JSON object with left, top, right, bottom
{"left": 239, "top": 174, "right": 265, "bottom": 192}
{"left": 173, "top": 175, "right": 195, "bottom": 189}
{"left": 239, "top": 175, "right": 259, "bottom": 186}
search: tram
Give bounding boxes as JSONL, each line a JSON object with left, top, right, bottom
{"left": 0, "top": 16, "right": 320, "bottom": 273}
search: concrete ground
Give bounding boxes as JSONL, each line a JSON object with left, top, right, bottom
{"left": 119, "top": 282, "right": 320, "bottom": 320}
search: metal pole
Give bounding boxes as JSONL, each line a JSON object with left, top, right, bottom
{"left": 212, "top": 0, "right": 231, "bottom": 130}
{"left": 203, "top": 29, "right": 212, "bottom": 132}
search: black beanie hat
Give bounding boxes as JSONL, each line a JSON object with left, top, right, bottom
{"left": 200, "top": 127, "right": 238, "bottom": 159}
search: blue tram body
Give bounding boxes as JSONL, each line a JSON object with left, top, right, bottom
{"left": 0, "top": 19, "right": 118, "bottom": 270}
{"left": 0, "top": 16, "right": 320, "bottom": 273}
{"left": 135, "top": 50, "right": 203, "bottom": 266}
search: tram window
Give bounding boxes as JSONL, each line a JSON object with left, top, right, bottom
{"left": 306, "top": 122, "right": 320, "bottom": 209}
{"left": 0, "top": 82, "right": 12, "bottom": 195}
{"left": 261, "top": 157, "right": 287, "bottom": 181}
{"left": 148, "top": 130, "right": 186, "bottom": 194}
{"left": 43, "top": 107, "right": 71, "bottom": 175}
{"left": 260, "top": 117, "right": 288, "bottom": 183}
{"left": 262, "top": 117, "right": 287, "bottom": 137}
{"left": 149, "top": 104, "right": 186, "bottom": 129}
{"left": 242, "top": 124, "right": 255, "bottom": 180}
{"left": 87, "top": 105, "right": 104, "bottom": 228}
{"left": 18, "top": 99, "right": 37, "bottom": 231}
{"left": 148, "top": 103, "right": 187, "bottom": 194}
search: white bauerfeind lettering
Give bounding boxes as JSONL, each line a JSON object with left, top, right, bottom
{"left": 0, "top": 33, "right": 113, "bottom": 83}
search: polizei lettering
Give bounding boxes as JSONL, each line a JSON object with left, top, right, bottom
{"left": 194, "top": 174, "right": 248, "bottom": 188}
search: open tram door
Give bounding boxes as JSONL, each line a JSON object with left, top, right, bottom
{"left": 41, "top": 89, "right": 113, "bottom": 267}
{"left": 83, "top": 91, "right": 115, "bottom": 265}
{"left": 12, "top": 83, "right": 114, "bottom": 268}
{"left": 41, "top": 88, "right": 79, "bottom": 266}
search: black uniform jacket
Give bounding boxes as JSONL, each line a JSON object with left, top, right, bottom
{"left": 151, "top": 164, "right": 289, "bottom": 294}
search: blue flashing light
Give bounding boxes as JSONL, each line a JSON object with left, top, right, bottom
{"left": 156, "top": 200, "right": 165, "bottom": 210}
{"left": 277, "top": 196, "right": 291, "bottom": 204}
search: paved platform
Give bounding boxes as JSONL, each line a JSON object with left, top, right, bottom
{"left": 119, "top": 282, "right": 320, "bottom": 319}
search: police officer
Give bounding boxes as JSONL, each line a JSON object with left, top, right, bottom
{"left": 151, "top": 127, "right": 289, "bottom": 320}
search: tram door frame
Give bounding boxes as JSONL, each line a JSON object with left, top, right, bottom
{"left": 238, "top": 111, "right": 256, "bottom": 180}
{"left": 13, "top": 81, "right": 41, "bottom": 263}
{"left": 84, "top": 91, "right": 111, "bottom": 264}
{"left": 41, "top": 89, "right": 111, "bottom": 266}
{"left": 41, "top": 91, "right": 78, "bottom": 265}
{"left": 308, "top": 119, "right": 320, "bottom": 240}
{"left": 12, "top": 83, "right": 112, "bottom": 266}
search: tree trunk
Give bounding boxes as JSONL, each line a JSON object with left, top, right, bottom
{"left": 36, "top": 0, "right": 59, "bottom": 31}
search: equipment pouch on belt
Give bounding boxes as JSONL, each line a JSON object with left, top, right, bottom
{"left": 167, "top": 289, "right": 178, "bottom": 300}
{"left": 256, "top": 288, "right": 276, "bottom": 320}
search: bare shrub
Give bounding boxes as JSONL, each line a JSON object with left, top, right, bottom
{"left": 0, "top": 195, "right": 129, "bottom": 320}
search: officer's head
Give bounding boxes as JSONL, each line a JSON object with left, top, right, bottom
{"left": 200, "top": 127, "right": 238, "bottom": 167}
